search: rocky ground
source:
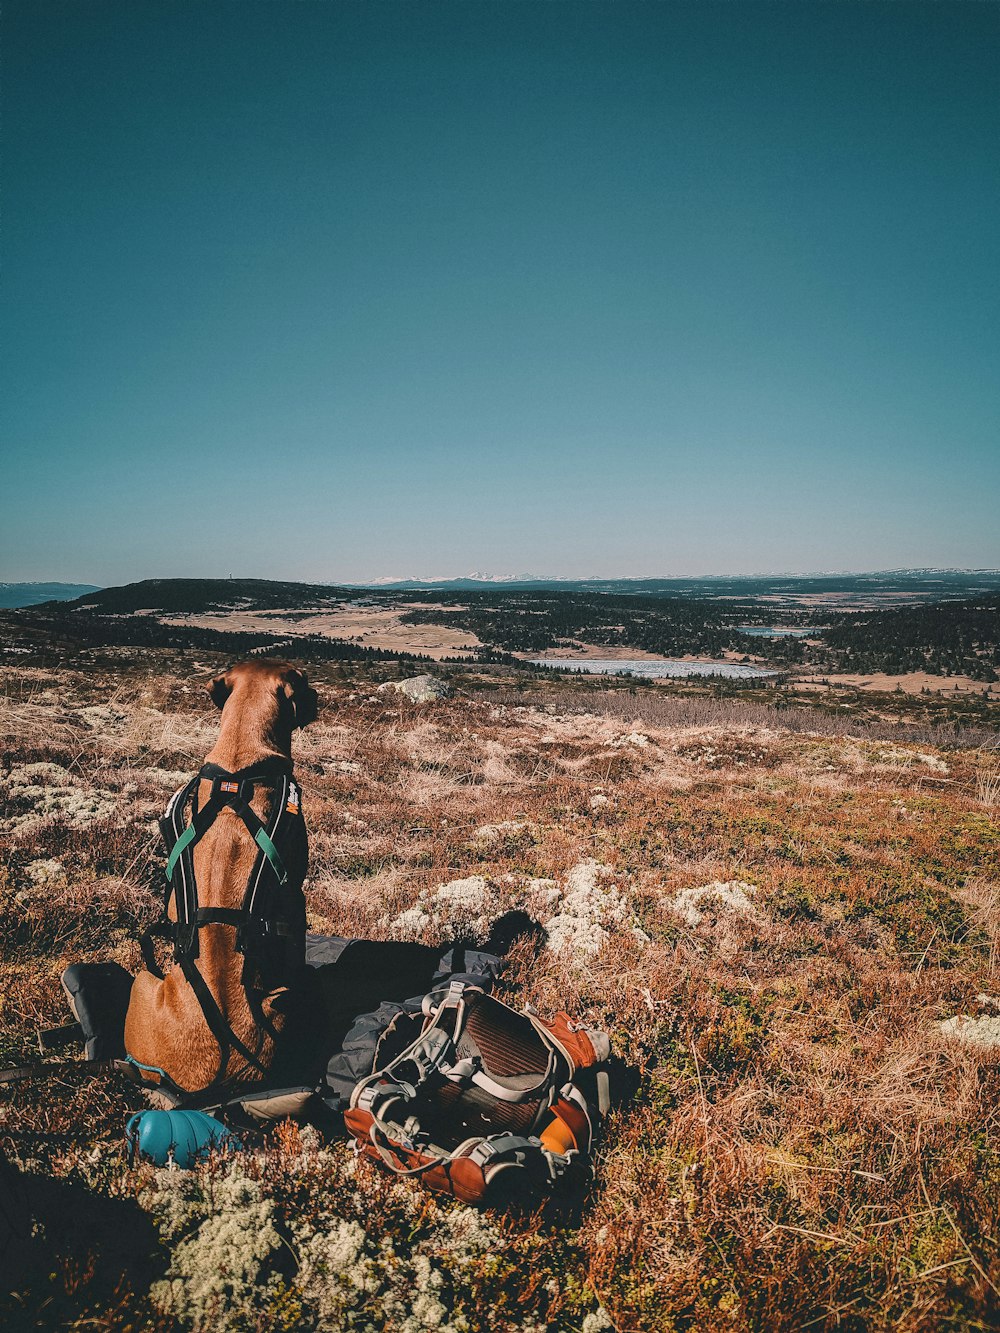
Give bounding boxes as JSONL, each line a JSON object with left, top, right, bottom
{"left": 1, "top": 656, "right": 999, "bottom": 1330}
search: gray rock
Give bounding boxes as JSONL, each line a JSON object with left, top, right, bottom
{"left": 379, "top": 674, "right": 452, "bottom": 703}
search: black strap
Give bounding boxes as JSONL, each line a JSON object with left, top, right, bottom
{"left": 200, "top": 756, "right": 292, "bottom": 786}
{"left": 177, "top": 951, "right": 269, "bottom": 1078}
{"left": 139, "top": 921, "right": 174, "bottom": 979}
{"left": 140, "top": 910, "right": 295, "bottom": 977}
{"left": 195, "top": 906, "right": 294, "bottom": 938}
{"left": 0, "top": 1057, "right": 112, "bottom": 1088}
{"left": 196, "top": 907, "right": 248, "bottom": 929}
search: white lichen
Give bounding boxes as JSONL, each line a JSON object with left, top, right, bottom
{"left": 668, "top": 880, "right": 760, "bottom": 928}
{"left": 144, "top": 767, "right": 196, "bottom": 789}
{"left": 582, "top": 1308, "right": 615, "bottom": 1332}
{"left": 148, "top": 1163, "right": 284, "bottom": 1330}
{"left": 24, "top": 857, "right": 67, "bottom": 886}
{"left": 937, "top": 1014, "right": 1000, "bottom": 1048}
{"left": 612, "top": 731, "right": 651, "bottom": 748}
{"left": 544, "top": 859, "right": 648, "bottom": 961}
{"left": 387, "top": 905, "right": 435, "bottom": 937}
{"left": 473, "top": 820, "right": 527, "bottom": 842}
{"left": 2, "top": 763, "right": 122, "bottom": 833}
{"left": 130, "top": 1141, "right": 609, "bottom": 1331}
{"left": 382, "top": 875, "right": 495, "bottom": 941}
{"left": 292, "top": 1177, "right": 507, "bottom": 1331}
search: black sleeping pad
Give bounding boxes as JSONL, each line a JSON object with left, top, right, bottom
{"left": 305, "top": 935, "right": 442, "bottom": 1017}
{"left": 61, "top": 962, "right": 134, "bottom": 1061}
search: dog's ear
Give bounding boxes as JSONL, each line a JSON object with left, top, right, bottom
{"left": 283, "top": 669, "right": 318, "bottom": 729}
{"left": 207, "top": 672, "right": 233, "bottom": 710}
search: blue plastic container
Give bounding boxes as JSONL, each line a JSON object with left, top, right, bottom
{"left": 125, "top": 1108, "right": 241, "bottom": 1168}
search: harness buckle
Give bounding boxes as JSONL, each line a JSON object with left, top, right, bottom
{"left": 173, "top": 921, "right": 199, "bottom": 962}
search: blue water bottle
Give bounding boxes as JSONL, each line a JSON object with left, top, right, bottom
{"left": 126, "top": 1108, "right": 241, "bottom": 1168}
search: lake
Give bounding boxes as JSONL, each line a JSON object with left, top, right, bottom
{"left": 528, "top": 658, "right": 777, "bottom": 680}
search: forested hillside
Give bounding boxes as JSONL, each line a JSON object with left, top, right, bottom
{"left": 399, "top": 592, "right": 770, "bottom": 656}
{"left": 65, "top": 578, "right": 351, "bottom": 614}
{"left": 766, "top": 597, "right": 1000, "bottom": 681}
{"left": 0, "top": 606, "right": 427, "bottom": 666}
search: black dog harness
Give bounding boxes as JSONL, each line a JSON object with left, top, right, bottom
{"left": 135, "top": 756, "right": 305, "bottom": 1087}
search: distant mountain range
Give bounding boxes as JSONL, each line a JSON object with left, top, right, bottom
{"left": 0, "top": 582, "right": 101, "bottom": 608}
{"left": 366, "top": 568, "right": 1000, "bottom": 585}
{"left": 9, "top": 567, "right": 1000, "bottom": 618}
{"left": 355, "top": 570, "right": 1000, "bottom": 598}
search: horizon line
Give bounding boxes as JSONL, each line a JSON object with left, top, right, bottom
{"left": 7, "top": 565, "right": 1000, "bottom": 591}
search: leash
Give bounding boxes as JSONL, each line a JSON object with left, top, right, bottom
{"left": 0, "top": 1058, "right": 116, "bottom": 1088}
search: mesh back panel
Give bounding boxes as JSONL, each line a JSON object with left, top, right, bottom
{"left": 465, "top": 996, "right": 550, "bottom": 1077}
{"left": 431, "top": 1080, "right": 542, "bottom": 1138}
{"left": 423, "top": 995, "right": 554, "bottom": 1143}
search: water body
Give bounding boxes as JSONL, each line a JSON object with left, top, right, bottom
{"left": 528, "top": 658, "right": 777, "bottom": 680}
{"left": 737, "top": 625, "right": 813, "bottom": 638}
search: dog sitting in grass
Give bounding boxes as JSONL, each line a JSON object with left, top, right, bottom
{"left": 124, "top": 660, "right": 317, "bottom": 1095}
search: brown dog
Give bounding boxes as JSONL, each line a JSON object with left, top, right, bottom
{"left": 124, "top": 660, "right": 317, "bottom": 1094}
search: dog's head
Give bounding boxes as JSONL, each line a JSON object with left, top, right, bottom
{"left": 207, "top": 660, "right": 318, "bottom": 730}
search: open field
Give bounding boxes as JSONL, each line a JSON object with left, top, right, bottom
{"left": 158, "top": 603, "right": 483, "bottom": 660}
{"left": 2, "top": 652, "right": 1000, "bottom": 1330}
{"left": 796, "top": 672, "right": 1000, "bottom": 700}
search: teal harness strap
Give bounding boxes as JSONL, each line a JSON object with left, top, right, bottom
{"left": 165, "top": 824, "right": 198, "bottom": 882}
{"left": 125, "top": 1052, "right": 172, "bottom": 1082}
{"left": 165, "top": 794, "right": 288, "bottom": 888}
{"left": 254, "top": 828, "right": 288, "bottom": 885}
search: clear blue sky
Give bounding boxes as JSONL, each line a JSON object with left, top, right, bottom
{"left": 3, "top": 1, "right": 998, "bottom": 584}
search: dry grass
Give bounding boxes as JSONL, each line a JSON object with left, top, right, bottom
{"left": 487, "top": 682, "right": 1000, "bottom": 751}
{"left": 2, "top": 656, "right": 1000, "bottom": 1330}
{"left": 974, "top": 741, "right": 1000, "bottom": 810}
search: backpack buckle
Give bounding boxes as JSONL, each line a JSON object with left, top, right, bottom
{"left": 469, "top": 1134, "right": 536, "bottom": 1168}
{"left": 173, "top": 921, "right": 199, "bottom": 961}
{"left": 357, "top": 1078, "right": 414, "bottom": 1117}
{"left": 400, "top": 1028, "right": 452, "bottom": 1081}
